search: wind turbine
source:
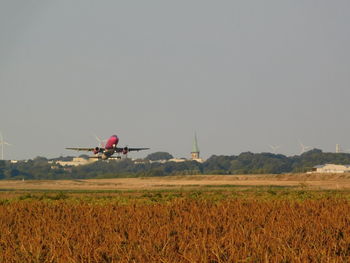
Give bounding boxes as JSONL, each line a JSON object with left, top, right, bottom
{"left": 299, "top": 141, "right": 311, "bottom": 154}
{"left": 269, "top": 145, "right": 281, "bottom": 154}
{"left": 0, "top": 132, "right": 11, "bottom": 160}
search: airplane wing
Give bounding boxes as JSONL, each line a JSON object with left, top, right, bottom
{"left": 115, "top": 147, "right": 150, "bottom": 152}
{"left": 65, "top": 147, "right": 104, "bottom": 152}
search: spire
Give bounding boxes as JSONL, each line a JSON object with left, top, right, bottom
{"left": 192, "top": 133, "right": 199, "bottom": 153}
{"left": 191, "top": 133, "right": 200, "bottom": 160}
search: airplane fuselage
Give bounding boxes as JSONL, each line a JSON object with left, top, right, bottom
{"left": 105, "top": 135, "right": 119, "bottom": 149}
{"left": 99, "top": 135, "right": 119, "bottom": 159}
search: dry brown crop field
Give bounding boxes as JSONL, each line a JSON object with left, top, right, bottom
{"left": 1, "top": 191, "right": 350, "bottom": 262}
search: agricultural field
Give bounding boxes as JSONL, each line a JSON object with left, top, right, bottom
{"left": 1, "top": 173, "right": 350, "bottom": 191}
{"left": 1, "top": 174, "right": 350, "bottom": 262}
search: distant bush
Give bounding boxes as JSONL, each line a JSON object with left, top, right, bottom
{"left": 145, "top": 152, "right": 174, "bottom": 161}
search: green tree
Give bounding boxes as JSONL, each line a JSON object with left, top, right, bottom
{"left": 145, "top": 152, "right": 174, "bottom": 161}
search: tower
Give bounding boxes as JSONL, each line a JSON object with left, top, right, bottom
{"left": 336, "top": 144, "right": 342, "bottom": 153}
{"left": 191, "top": 133, "right": 200, "bottom": 160}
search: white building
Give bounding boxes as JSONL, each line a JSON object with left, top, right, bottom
{"left": 310, "top": 164, "right": 350, "bottom": 173}
{"left": 146, "top": 158, "right": 187, "bottom": 164}
{"left": 55, "top": 157, "right": 97, "bottom": 167}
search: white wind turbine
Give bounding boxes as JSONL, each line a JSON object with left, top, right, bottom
{"left": 269, "top": 145, "right": 281, "bottom": 154}
{"left": 0, "top": 132, "right": 11, "bottom": 160}
{"left": 299, "top": 141, "right": 311, "bottom": 154}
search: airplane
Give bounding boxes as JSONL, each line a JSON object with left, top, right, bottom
{"left": 66, "top": 134, "right": 149, "bottom": 160}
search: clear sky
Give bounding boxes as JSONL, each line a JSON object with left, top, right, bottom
{"left": 1, "top": 1, "right": 350, "bottom": 160}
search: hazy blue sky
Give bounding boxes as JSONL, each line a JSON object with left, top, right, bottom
{"left": 1, "top": 1, "right": 350, "bottom": 160}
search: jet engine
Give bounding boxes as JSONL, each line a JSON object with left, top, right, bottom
{"left": 122, "top": 147, "right": 129, "bottom": 155}
{"left": 93, "top": 147, "right": 100, "bottom": 154}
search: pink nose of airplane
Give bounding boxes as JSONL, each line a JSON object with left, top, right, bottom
{"left": 104, "top": 135, "right": 119, "bottom": 149}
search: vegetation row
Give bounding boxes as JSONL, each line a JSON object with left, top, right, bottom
{"left": 2, "top": 149, "right": 350, "bottom": 180}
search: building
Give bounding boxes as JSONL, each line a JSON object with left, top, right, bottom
{"left": 191, "top": 133, "right": 204, "bottom": 163}
{"left": 310, "top": 164, "right": 350, "bottom": 173}
{"left": 146, "top": 158, "right": 187, "bottom": 164}
{"left": 55, "top": 157, "right": 97, "bottom": 167}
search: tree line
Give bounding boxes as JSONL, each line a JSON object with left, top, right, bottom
{"left": 1, "top": 149, "right": 350, "bottom": 180}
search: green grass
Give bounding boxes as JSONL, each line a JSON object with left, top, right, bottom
{"left": 1, "top": 187, "right": 350, "bottom": 205}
